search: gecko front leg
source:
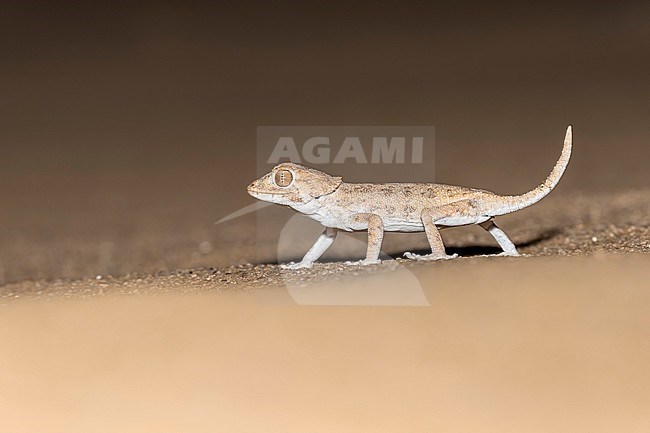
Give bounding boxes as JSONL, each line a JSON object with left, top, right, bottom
{"left": 281, "top": 227, "right": 338, "bottom": 269}
{"left": 345, "top": 213, "right": 384, "bottom": 266}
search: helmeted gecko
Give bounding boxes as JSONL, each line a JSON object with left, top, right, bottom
{"left": 248, "top": 126, "right": 572, "bottom": 269}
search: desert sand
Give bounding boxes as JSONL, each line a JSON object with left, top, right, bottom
{"left": 1, "top": 252, "right": 649, "bottom": 433}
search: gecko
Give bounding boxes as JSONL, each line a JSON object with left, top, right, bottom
{"left": 247, "top": 126, "right": 572, "bottom": 269}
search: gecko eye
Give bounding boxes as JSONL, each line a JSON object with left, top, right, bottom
{"left": 274, "top": 169, "right": 293, "bottom": 187}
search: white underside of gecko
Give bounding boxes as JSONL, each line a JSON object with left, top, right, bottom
{"left": 292, "top": 191, "right": 493, "bottom": 232}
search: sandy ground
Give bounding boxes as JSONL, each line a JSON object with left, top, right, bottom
{"left": 1, "top": 253, "right": 649, "bottom": 433}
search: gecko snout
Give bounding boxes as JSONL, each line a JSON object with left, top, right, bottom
{"left": 247, "top": 179, "right": 267, "bottom": 197}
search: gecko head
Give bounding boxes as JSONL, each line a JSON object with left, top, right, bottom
{"left": 247, "top": 162, "right": 342, "bottom": 206}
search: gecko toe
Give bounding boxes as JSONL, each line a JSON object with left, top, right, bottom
{"left": 344, "top": 259, "right": 381, "bottom": 266}
{"left": 280, "top": 261, "right": 313, "bottom": 270}
{"left": 404, "top": 252, "right": 458, "bottom": 261}
{"left": 496, "top": 251, "right": 520, "bottom": 257}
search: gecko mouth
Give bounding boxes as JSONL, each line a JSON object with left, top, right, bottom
{"left": 247, "top": 187, "right": 290, "bottom": 196}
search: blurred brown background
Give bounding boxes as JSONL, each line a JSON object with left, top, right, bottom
{"left": 1, "top": 1, "right": 648, "bottom": 284}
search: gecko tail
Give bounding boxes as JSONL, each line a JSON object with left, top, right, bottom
{"left": 493, "top": 126, "right": 572, "bottom": 215}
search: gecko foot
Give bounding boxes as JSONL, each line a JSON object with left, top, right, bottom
{"left": 280, "top": 261, "right": 313, "bottom": 270}
{"left": 496, "top": 251, "right": 520, "bottom": 257}
{"left": 403, "top": 252, "right": 458, "bottom": 261}
{"left": 344, "top": 259, "right": 381, "bottom": 266}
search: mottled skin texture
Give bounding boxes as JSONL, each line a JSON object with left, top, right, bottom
{"left": 248, "top": 127, "right": 572, "bottom": 269}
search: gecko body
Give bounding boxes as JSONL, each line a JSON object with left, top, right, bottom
{"left": 248, "top": 126, "right": 572, "bottom": 269}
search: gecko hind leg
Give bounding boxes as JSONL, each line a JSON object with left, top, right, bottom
{"left": 404, "top": 202, "right": 478, "bottom": 261}
{"left": 345, "top": 213, "right": 384, "bottom": 266}
{"left": 479, "top": 220, "right": 520, "bottom": 256}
